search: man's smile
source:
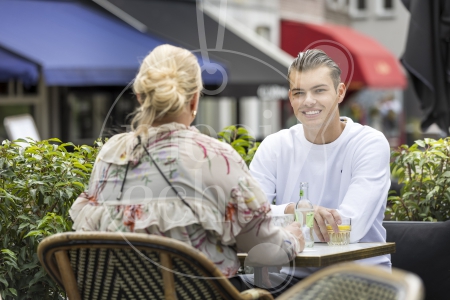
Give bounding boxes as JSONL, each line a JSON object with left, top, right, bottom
{"left": 302, "top": 110, "right": 322, "bottom": 116}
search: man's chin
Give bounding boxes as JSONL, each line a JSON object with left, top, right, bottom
{"left": 301, "top": 120, "right": 324, "bottom": 130}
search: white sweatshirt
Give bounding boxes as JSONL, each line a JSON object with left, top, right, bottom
{"left": 250, "top": 117, "right": 391, "bottom": 276}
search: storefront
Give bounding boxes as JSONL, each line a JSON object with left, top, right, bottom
{"left": 0, "top": 0, "right": 224, "bottom": 144}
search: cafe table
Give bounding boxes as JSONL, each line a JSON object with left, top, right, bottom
{"left": 237, "top": 242, "right": 395, "bottom": 287}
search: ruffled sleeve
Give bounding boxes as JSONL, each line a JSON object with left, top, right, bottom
{"left": 229, "top": 176, "right": 302, "bottom": 264}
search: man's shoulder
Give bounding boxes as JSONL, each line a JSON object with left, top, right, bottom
{"left": 350, "top": 122, "right": 386, "bottom": 140}
{"left": 346, "top": 120, "right": 388, "bottom": 144}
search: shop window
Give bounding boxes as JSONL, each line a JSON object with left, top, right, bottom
{"left": 0, "top": 82, "right": 7, "bottom": 95}
{"left": 0, "top": 80, "right": 38, "bottom": 96}
{"left": 64, "top": 89, "right": 138, "bottom": 145}
{"left": 23, "top": 83, "right": 38, "bottom": 95}
{"left": 0, "top": 105, "right": 34, "bottom": 141}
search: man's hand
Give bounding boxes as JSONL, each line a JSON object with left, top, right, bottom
{"left": 313, "top": 206, "right": 341, "bottom": 242}
{"left": 285, "top": 222, "right": 305, "bottom": 252}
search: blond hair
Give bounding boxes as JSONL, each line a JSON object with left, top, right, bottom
{"left": 288, "top": 49, "right": 341, "bottom": 90}
{"left": 131, "top": 44, "right": 203, "bottom": 133}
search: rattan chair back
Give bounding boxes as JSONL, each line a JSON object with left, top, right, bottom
{"left": 38, "top": 232, "right": 273, "bottom": 300}
{"left": 276, "top": 262, "right": 424, "bottom": 300}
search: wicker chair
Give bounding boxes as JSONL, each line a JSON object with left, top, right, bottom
{"left": 276, "top": 262, "right": 424, "bottom": 300}
{"left": 37, "top": 232, "right": 273, "bottom": 300}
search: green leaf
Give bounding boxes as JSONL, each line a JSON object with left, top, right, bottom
{"left": 72, "top": 181, "right": 85, "bottom": 189}
{"left": 18, "top": 223, "right": 30, "bottom": 230}
{"left": 1, "top": 249, "right": 16, "bottom": 258}
{"left": 28, "top": 268, "right": 47, "bottom": 287}
{"left": 24, "top": 230, "right": 44, "bottom": 238}
{"left": 233, "top": 146, "right": 246, "bottom": 156}
{"left": 73, "top": 162, "right": 88, "bottom": 171}
{"left": 8, "top": 288, "right": 17, "bottom": 296}
{"left": 47, "top": 138, "right": 62, "bottom": 143}
{"left": 429, "top": 150, "right": 448, "bottom": 159}
{"left": 71, "top": 169, "right": 87, "bottom": 178}
{"left": 0, "top": 277, "right": 8, "bottom": 287}
{"left": 44, "top": 196, "right": 53, "bottom": 205}
{"left": 415, "top": 140, "right": 425, "bottom": 148}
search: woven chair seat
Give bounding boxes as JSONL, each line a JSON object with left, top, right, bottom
{"left": 69, "top": 247, "right": 224, "bottom": 299}
{"left": 283, "top": 272, "right": 398, "bottom": 300}
{"left": 277, "top": 262, "right": 424, "bottom": 300}
{"left": 38, "top": 232, "right": 274, "bottom": 300}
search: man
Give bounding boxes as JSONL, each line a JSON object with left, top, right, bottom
{"left": 250, "top": 49, "right": 391, "bottom": 279}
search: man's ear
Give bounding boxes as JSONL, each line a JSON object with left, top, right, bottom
{"left": 337, "top": 83, "right": 346, "bottom": 104}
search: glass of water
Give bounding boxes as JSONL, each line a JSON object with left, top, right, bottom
{"left": 326, "top": 217, "right": 351, "bottom": 246}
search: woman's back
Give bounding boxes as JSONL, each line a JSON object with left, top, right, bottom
{"left": 71, "top": 123, "right": 280, "bottom": 276}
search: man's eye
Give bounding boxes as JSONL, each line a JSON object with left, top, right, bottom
{"left": 315, "top": 89, "right": 325, "bottom": 93}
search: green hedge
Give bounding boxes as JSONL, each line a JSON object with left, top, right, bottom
{"left": 0, "top": 138, "right": 102, "bottom": 299}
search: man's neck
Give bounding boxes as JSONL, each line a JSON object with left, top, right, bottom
{"left": 304, "top": 117, "right": 346, "bottom": 145}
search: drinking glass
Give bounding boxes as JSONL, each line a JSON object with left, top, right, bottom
{"left": 326, "top": 217, "right": 351, "bottom": 246}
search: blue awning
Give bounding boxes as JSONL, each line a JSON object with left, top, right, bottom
{"left": 0, "top": 0, "right": 224, "bottom": 86}
{"left": 0, "top": 48, "right": 39, "bottom": 86}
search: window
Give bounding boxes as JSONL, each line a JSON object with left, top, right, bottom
{"left": 376, "top": 0, "right": 395, "bottom": 18}
{"left": 348, "top": 0, "right": 368, "bottom": 19}
{"left": 331, "top": 0, "right": 368, "bottom": 18}
{"left": 0, "top": 105, "right": 34, "bottom": 141}
{"left": 0, "top": 82, "right": 7, "bottom": 95}
{"left": 63, "top": 88, "right": 138, "bottom": 145}
{"left": 357, "top": 0, "right": 367, "bottom": 10}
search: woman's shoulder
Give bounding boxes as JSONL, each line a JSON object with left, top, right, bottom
{"left": 187, "top": 127, "right": 235, "bottom": 149}
{"left": 97, "top": 132, "right": 135, "bottom": 165}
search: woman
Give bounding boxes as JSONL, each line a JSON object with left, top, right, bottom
{"left": 69, "top": 44, "right": 304, "bottom": 292}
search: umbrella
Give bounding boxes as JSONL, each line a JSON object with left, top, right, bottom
{"left": 401, "top": 0, "right": 450, "bottom": 135}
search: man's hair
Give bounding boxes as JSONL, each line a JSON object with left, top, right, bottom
{"left": 288, "top": 49, "right": 341, "bottom": 90}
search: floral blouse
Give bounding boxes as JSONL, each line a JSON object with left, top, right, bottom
{"left": 69, "top": 123, "right": 301, "bottom": 277}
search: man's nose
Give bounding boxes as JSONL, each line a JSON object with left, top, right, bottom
{"left": 304, "top": 92, "right": 316, "bottom": 106}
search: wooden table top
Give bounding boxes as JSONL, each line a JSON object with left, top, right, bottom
{"left": 237, "top": 242, "right": 395, "bottom": 267}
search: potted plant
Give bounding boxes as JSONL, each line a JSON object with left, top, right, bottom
{"left": 217, "top": 125, "right": 260, "bottom": 166}
{"left": 385, "top": 138, "right": 450, "bottom": 300}
{"left": 0, "top": 138, "right": 102, "bottom": 299}
{"left": 388, "top": 137, "right": 450, "bottom": 221}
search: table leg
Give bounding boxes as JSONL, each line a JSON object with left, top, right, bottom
{"left": 253, "top": 267, "right": 263, "bottom": 287}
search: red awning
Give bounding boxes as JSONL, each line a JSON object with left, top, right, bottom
{"left": 281, "top": 21, "right": 406, "bottom": 89}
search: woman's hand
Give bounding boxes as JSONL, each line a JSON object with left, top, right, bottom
{"left": 284, "top": 203, "right": 295, "bottom": 214}
{"left": 285, "top": 222, "right": 305, "bottom": 252}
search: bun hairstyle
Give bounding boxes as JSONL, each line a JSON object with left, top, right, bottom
{"left": 131, "top": 44, "right": 203, "bottom": 133}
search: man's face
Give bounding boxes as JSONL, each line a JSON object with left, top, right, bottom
{"left": 288, "top": 67, "right": 345, "bottom": 130}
